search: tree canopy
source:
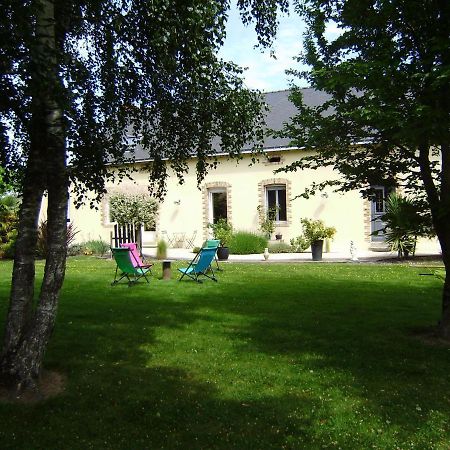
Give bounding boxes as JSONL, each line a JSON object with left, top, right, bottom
{"left": 0, "top": 0, "right": 289, "bottom": 393}
{"left": 282, "top": 0, "right": 450, "bottom": 336}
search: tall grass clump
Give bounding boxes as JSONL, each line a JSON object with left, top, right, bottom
{"left": 156, "top": 239, "right": 168, "bottom": 259}
{"left": 229, "top": 231, "right": 268, "bottom": 255}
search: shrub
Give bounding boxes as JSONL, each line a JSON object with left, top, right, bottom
{"left": 300, "top": 218, "right": 336, "bottom": 243}
{"left": 268, "top": 242, "right": 293, "bottom": 253}
{"left": 290, "top": 236, "right": 310, "bottom": 252}
{"left": 208, "top": 219, "right": 233, "bottom": 247}
{"left": 109, "top": 193, "right": 158, "bottom": 229}
{"left": 381, "top": 192, "right": 434, "bottom": 258}
{"left": 67, "top": 243, "right": 84, "bottom": 256}
{"left": 83, "top": 239, "right": 110, "bottom": 256}
{"left": 0, "top": 194, "right": 19, "bottom": 259}
{"left": 36, "top": 220, "right": 79, "bottom": 258}
{"left": 156, "top": 240, "right": 168, "bottom": 260}
{"left": 228, "top": 231, "right": 268, "bottom": 255}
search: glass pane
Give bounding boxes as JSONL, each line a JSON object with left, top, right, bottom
{"left": 267, "top": 190, "right": 277, "bottom": 213}
{"left": 374, "top": 189, "right": 385, "bottom": 213}
{"left": 278, "top": 189, "right": 287, "bottom": 221}
{"left": 212, "top": 192, "right": 227, "bottom": 223}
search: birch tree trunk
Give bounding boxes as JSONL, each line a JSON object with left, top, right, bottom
{"left": 0, "top": 0, "right": 68, "bottom": 392}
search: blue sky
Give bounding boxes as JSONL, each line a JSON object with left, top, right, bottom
{"left": 219, "top": 5, "right": 308, "bottom": 92}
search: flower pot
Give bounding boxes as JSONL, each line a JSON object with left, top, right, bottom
{"left": 217, "top": 246, "right": 229, "bottom": 261}
{"left": 311, "top": 240, "right": 324, "bottom": 261}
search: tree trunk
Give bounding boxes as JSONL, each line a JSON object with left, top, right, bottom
{"left": 0, "top": 0, "right": 68, "bottom": 392}
{"left": 437, "top": 233, "right": 450, "bottom": 339}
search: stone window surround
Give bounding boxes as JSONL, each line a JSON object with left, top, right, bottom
{"left": 258, "top": 178, "right": 292, "bottom": 228}
{"left": 202, "top": 182, "right": 232, "bottom": 241}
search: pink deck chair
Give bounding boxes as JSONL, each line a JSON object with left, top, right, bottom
{"left": 119, "top": 242, "right": 153, "bottom": 270}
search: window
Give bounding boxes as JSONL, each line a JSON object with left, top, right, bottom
{"left": 266, "top": 185, "right": 287, "bottom": 222}
{"left": 209, "top": 188, "right": 227, "bottom": 223}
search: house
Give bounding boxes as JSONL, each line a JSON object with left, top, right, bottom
{"left": 67, "top": 88, "right": 439, "bottom": 254}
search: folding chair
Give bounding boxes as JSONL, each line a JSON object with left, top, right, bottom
{"left": 160, "top": 230, "right": 175, "bottom": 247}
{"left": 205, "top": 239, "right": 221, "bottom": 271}
{"left": 120, "top": 242, "right": 153, "bottom": 271}
{"left": 185, "top": 230, "right": 197, "bottom": 248}
{"left": 178, "top": 247, "right": 218, "bottom": 283}
{"left": 111, "top": 247, "right": 151, "bottom": 286}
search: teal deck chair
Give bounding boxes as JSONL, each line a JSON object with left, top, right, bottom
{"left": 178, "top": 247, "right": 218, "bottom": 283}
{"left": 111, "top": 247, "right": 151, "bottom": 286}
{"left": 205, "top": 239, "right": 221, "bottom": 271}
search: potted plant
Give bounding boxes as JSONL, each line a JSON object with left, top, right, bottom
{"left": 300, "top": 218, "right": 336, "bottom": 261}
{"left": 208, "top": 219, "right": 233, "bottom": 260}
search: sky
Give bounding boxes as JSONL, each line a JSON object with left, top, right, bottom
{"left": 219, "top": 4, "right": 308, "bottom": 92}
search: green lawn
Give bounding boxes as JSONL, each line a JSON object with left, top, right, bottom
{"left": 0, "top": 257, "right": 449, "bottom": 449}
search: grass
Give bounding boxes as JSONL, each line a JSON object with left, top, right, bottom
{"left": 0, "top": 257, "right": 449, "bottom": 449}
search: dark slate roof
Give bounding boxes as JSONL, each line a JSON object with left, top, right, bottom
{"left": 129, "top": 87, "right": 330, "bottom": 161}
{"left": 246, "top": 88, "right": 331, "bottom": 151}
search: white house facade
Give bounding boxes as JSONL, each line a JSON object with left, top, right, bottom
{"left": 63, "top": 89, "right": 439, "bottom": 254}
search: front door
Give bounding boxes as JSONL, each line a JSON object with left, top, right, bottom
{"left": 371, "top": 186, "right": 387, "bottom": 242}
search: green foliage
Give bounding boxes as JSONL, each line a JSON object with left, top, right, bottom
{"left": 257, "top": 205, "right": 277, "bottom": 238}
{"left": 36, "top": 221, "right": 80, "bottom": 258}
{"left": 280, "top": 2, "right": 450, "bottom": 303}
{"left": 1, "top": 1, "right": 287, "bottom": 204}
{"left": 300, "top": 218, "right": 336, "bottom": 243}
{"left": 290, "top": 236, "right": 310, "bottom": 253}
{"left": 109, "top": 194, "right": 158, "bottom": 227}
{"left": 208, "top": 219, "right": 233, "bottom": 247}
{"left": 289, "top": 219, "right": 336, "bottom": 252}
{"left": 382, "top": 193, "right": 434, "bottom": 258}
{"left": 268, "top": 242, "right": 293, "bottom": 253}
{"left": 0, "top": 194, "right": 19, "bottom": 259}
{"left": 156, "top": 240, "right": 168, "bottom": 260}
{"left": 67, "top": 244, "right": 84, "bottom": 257}
{"left": 82, "top": 239, "right": 110, "bottom": 257}
{"left": 228, "top": 231, "right": 268, "bottom": 255}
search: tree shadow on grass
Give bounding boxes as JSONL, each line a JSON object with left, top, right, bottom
{"left": 1, "top": 260, "right": 448, "bottom": 448}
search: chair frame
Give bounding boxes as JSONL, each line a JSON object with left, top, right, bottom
{"left": 205, "top": 239, "right": 222, "bottom": 271}
{"left": 111, "top": 247, "right": 151, "bottom": 287}
{"left": 185, "top": 230, "right": 197, "bottom": 248}
{"left": 178, "top": 247, "right": 218, "bottom": 283}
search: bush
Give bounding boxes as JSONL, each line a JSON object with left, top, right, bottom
{"left": 290, "top": 236, "right": 310, "bottom": 252}
{"left": 37, "top": 220, "right": 79, "bottom": 258}
{"left": 82, "top": 239, "right": 110, "bottom": 256}
{"left": 67, "top": 243, "right": 84, "bottom": 256}
{"left": 156, "top": 240, "right": 167, "bottom": 260}
{"left": 229, "top": 231, "right": 268, "bottom": 255}
{"left": 268, "top": 242, "right": 293, "bottom": 253}
{"left": 208, "top": 219, "right": 233, "bottom": 247}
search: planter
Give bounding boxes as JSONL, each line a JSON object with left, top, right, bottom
{"left": 275, "top": 234, "right": 282, "bottom": 241}
{"left": 311, "top": 240, "right": 324, "bottom": 261}
{"left": 217, "top": 246, "right": 229, "bottom": 261}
